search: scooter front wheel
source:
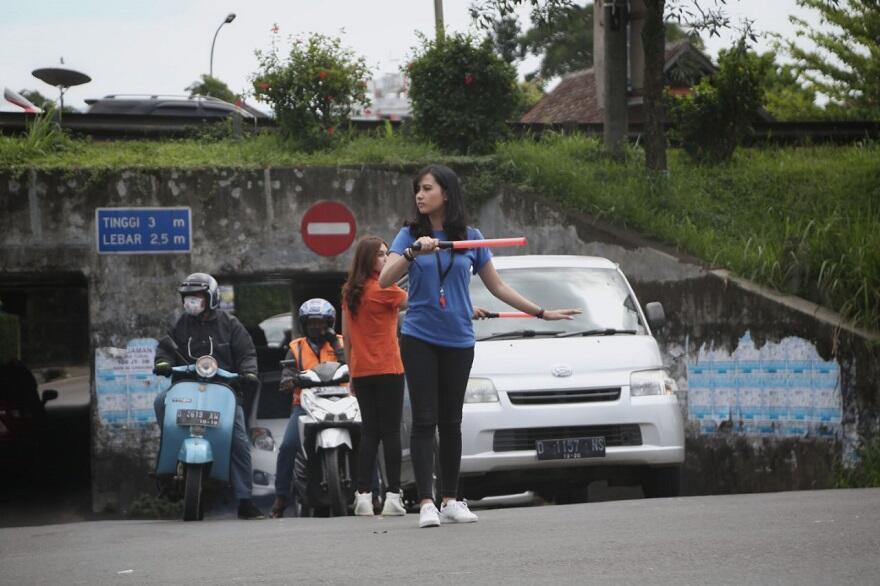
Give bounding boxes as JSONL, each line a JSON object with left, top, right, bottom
{"left": 322, "top": 447, "right": 349, "bottom": 517}
{"left": 183, "top": 463, "right": 204, "bottom": 521}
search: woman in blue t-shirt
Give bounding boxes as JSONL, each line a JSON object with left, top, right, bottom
{"left": 379, "top": 164, "right": 580, "bottom": 529}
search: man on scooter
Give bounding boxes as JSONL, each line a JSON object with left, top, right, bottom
{"left": 270, "top": 298, "right": 346, "bottom": 518}
{"left": 153, "top": 272, "right": 266, "bottom": 520}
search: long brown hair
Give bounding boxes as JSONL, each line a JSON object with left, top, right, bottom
{"left": 342, "top": 235, "right": 387, "bottom": 318}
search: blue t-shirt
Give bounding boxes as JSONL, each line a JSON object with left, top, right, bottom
{"left": 390, "top": 226, "right": 492, "bottom": 348}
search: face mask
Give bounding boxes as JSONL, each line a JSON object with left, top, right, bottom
{"left": 183, "top": 296, "right": 206, "bottom": 316}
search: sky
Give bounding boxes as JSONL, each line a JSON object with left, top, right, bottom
{"left": 1, "top": 0, "right": 824, "bottom": 113}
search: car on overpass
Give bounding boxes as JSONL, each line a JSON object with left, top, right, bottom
{"left": 84, "top": 94, "right": 255, "bottom": 119}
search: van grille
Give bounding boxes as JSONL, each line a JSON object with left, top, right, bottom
{"left": 493, "top": 424, "right": 642, "bottom": 452}
{"left": 506, "top": 387, "right": 621, "bottom": 405}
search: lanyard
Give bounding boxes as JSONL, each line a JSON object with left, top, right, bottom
{"left": 435, "top": 251, "right": 454, "bottom": 309}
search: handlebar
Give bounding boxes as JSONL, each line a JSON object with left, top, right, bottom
{"left": 170, "top": 364, "right": 240, "bottom": 380}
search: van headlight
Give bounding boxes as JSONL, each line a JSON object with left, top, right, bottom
{"left": 464, "top": 378, "right": 499, "bottom": 403}
{"left": 630, "top": 369, "right": 678, "bottom": 397}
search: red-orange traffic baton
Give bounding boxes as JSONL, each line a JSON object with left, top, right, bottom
{"left": 411, "top": 237, "right": 527, "bottom": 251}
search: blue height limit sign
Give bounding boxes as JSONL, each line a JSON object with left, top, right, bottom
{"left": 96, "top": 207, "right": 192, "bottom": 254}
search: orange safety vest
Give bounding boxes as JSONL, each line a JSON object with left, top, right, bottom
{"left": 288, "top": 335, "right": 346, "bottom": 406}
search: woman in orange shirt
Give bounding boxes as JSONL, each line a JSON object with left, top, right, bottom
{"left": 342, "top": 235, "right": 408, "bottom": 516}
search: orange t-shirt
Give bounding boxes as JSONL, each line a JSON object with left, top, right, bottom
{"left": 343, "top": 277, "right": 407, "bottom": 378}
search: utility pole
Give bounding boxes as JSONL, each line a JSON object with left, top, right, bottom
{"left": 603, "top": 0, "right": 629, "bottom": 161}
{"left": 434, "top": 0, "right": 445, "bottom": 41}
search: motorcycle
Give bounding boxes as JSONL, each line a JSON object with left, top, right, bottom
{"left": 155, "top": 337, "right": 238, "bottom": 521}
{"left": 284, "top": 359, "right": 361, "bottom": 517}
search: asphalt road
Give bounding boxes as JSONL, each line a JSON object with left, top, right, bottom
{"left": 2, "top": 488, "right": 878, "bottom": 585}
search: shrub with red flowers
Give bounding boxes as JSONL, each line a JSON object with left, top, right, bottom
{"left": 251, "top": 32, "right": 370, "bottom": 151}
{"left": 407, "top": 33, "right": 518, "bottom": 154}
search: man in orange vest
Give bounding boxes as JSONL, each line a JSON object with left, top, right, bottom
{"left": 270, "top": 298, "right": 345, "bottom": 518}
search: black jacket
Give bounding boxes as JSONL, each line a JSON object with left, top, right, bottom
{"left": 155, "top": 309, "right": 258, "bottom": 380}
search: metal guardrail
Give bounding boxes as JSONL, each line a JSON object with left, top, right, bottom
{"left": 2, "top": 112, "right": 878, "bottom": 143}
{"left": 509, "top": 121, "right": 880, "bottom": 144}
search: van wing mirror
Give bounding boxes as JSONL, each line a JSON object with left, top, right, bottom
{"left": 645, "top": 302, "right": 666, "bottom": 330}
{"left": 41, "top": 389, "right": 59, "bottom": 404}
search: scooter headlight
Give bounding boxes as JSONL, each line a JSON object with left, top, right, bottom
{"left": 301, "top": 392, "right": 330, "bottom": 422}
{"left": 250, "top": 427, "right": 275, "bottom": 451}
{"left": 195, "top": 355, "right": 219, "bottom": 378}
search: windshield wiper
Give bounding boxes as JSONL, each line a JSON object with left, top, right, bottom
{"left": 477, "top": 329, "right": 565, "bottom": 342}
{"left": 555, "top": 328, "right": 637, "bottom": 338}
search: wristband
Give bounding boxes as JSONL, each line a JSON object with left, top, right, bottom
{"left": 535, "top": 308, "right": 545, "bottom": 319}
{"left": 403, "top": 248, "right": 415, "bottom": 262}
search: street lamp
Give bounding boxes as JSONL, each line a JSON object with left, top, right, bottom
{"left": 209, "top": 13, "right": 236, "bottom": 79}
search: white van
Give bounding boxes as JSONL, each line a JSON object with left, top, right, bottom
{"left": 454, "top": 255, "right": 685, "bottom": 502}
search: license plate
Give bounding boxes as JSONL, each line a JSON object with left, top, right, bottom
{"left": 176, "top": 409, "right": 220, "bottom": 427}
{"left": 536, "top": 437, "right": 606, "bottom": 460}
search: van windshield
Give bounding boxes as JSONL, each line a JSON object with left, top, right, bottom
{"left": 470, "top": 267, "right": 647, "bottom": 338}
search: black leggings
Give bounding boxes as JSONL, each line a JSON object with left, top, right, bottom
{"left": 354, "top": 374, "right": 405, "bottom": 493}
{"left": 400, "top": 335, "right": 475, "bottom": 500}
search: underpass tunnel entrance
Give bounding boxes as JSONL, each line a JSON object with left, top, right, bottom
{"left": 0, "top": 273, "right": 92, "bottom": 525}
{"left": 219, "top": 271, "right": 346, "bottom": 425}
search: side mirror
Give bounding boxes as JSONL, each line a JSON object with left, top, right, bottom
{"left": 645, "top": 302, "right": 666, "bottom": 330}
{"left": 158, "top": 335, "right": 178, "bottom": 353}
{"left": 41, "top": 389, "right": 59, "bottom": 404}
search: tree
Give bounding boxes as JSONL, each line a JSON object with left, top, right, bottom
{"left": 18, "top": 89, "right": 78, "bottom": 113}
{"left": 517, "top": 4, "right": 594, "bottom": 82}
{"left": 668, "top": 39, "right": 765, "bottom": 164}
{"left": 778, "top": 0, "right": 880, "bottom": 120}
{"left": 487, "top": 16, "right": 523, "bottom": 65}
{"left": 751, "top": 53, "right": 825, "bottom": 121}
{"left": 408, "top": 33, "right": 519, "bottom": 154}
{"left": 513, "top": 79, "right": 545, "bottom": 118}
{"left": 472, "top": 1, "right": 738, "bottom": 172}
{"left": 185, "top": 75, "right": 238, "bottom": 104}
{"left": 251, "top": 33, "right": 370, "bottom": 151}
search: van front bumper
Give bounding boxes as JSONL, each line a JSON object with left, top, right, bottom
{"left": 459, "top": 392, "right": 685, "bottom": 475}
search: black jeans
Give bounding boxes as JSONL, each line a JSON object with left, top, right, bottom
{"left": 354, "top": 374, "right": 405, "bottom": 493}
{"left": 400, "top": 335, "right": 475, "bottom": 500}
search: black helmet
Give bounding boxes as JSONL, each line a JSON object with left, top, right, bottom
{"left": 298, "top": 298, "right": 335, "bottom": 332}
{"left": 178, "top": 273, "right": 219, "bottom": 309}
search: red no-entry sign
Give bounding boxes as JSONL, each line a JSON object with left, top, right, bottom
{"left": 300, "top": 201, "right": 357, "bottom": 256}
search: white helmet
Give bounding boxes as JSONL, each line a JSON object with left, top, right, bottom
{"left": 178, "top": 273, "right": 219, "bottom": 309}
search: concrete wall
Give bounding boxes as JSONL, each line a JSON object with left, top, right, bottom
{"left": 1, "top": 166, "right": 877, "bottom": 510}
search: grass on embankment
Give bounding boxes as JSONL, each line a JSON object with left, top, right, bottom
{"left": 0, "top": 128, "right": 446, "bottom": 169}
{"left": 2, "top": 126, "right": 877, "bottom": 333}
{"left": 495, "top": 134, "right": 880, "bottom": 334}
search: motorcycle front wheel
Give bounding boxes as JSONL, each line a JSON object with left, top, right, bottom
{"left": 183, "top": 463, "right": 204, "bottom": 521}
{"left": 322, "top": 447, "right": 349, "bottom": 517}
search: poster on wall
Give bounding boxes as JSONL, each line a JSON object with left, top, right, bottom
{"left": 218, "top": 284, "right": 235, "bottom": 312}
{"left": 95, "top": 338, "right": 170, "bottom": 426}
{"left": 687, "top": 331, "right": 841, "bottom": 437}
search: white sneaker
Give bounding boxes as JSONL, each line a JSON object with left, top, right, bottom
{"left": 439, "top": 500, "right": 478, "bottom": 524}
{"left": 381, "top": 491, "right": 406, "bottom": 516}
{"left": 418, "top": 502, "right": 440, "bottom": 528}
{"left": 354, "top": 492, "right": 373, "bottom": 516}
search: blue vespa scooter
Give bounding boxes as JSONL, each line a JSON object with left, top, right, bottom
{"left": 155, "top": 337, "right": 238, "bottom": 521}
